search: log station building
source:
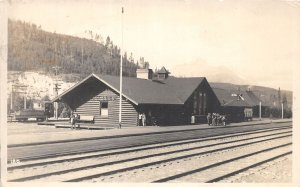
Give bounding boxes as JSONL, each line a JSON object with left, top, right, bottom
{"left": 52, "top": 67, "right": 221, "bottom": 128}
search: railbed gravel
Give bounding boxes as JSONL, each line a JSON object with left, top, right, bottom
{"left": 220, "top": 154, "right": 292, "bottom": 183}
{"left": 8, "top": 129, "right": 292, "bottom": 182}
{"left": 85, "top": 137, "right": 291, "bottom": 182}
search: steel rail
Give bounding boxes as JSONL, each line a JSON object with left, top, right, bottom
{"left": 60, "top": 135, "right": 292, "bottom": 182}
{"left": 153, "top": 146, "right": 292, "bottom": 182}
{"left": 8, "top": 125, "right": 292, "bottom": 162}
{"left": 9, "top": 132, "right": 292, "bottom": 182}
{"left": 206, "top": 151, "right": 292, "bottom": 183}
{"left": 8, "top": 126, "right": 292, "bottom": 168}
{"left": 8, "top": 121, "right": 292, "bottom": 148}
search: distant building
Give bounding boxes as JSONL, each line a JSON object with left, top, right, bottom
{"left": 212, "top": 87, "right": 268, "bottom": 121}
{"left": 52, "top": 67, "right": 220, "bottom": 127}
{"left": 245, "top": 90, "right": 269, "bottom": 117}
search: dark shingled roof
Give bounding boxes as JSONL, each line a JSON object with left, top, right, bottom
{"left": 224, "top": 99, "right": 252, "bottom": 107}
{"left": 245, "top": 91, "right": 268, "bottom": 106}
{"left": 212, "top": 87, "right": 253, "bottom": 107}
{"left": 157, "top": 66, "right": 170, "bottom": 74}
{"left": 54, "top": 73, "right": 205, "bottom": 105}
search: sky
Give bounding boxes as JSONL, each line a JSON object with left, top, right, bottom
{"left": 8, "top": 0, "right": 300, "bottom": 91}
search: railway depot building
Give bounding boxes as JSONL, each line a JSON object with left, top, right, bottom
{"left": 212, "top": 87, "right": 267, "bottom": 122}
{"left": 52, "top": 67, "right": 220, "bottom": 127}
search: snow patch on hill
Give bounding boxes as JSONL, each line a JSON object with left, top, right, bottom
{"left": 8, "top": 71, "right": 76, "bottom": 100}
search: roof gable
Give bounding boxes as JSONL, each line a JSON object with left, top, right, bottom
{"left": 95, "top": 74, "right": 182, "bottom": 104}
{"left": 245, "top": 91, "right": 269, "bottom": 106}
{"left": 163, "top": 77, "right": 205, "bottom": 102}
{"left": 212, "top": 87, "right": 253, "bottom": 107}
{"left": 224, "top": 99, "right": 252, "bottom": 107}
{"left": 53, "top": 74, "right": 206, "bottom": 105}
{"left": 157, "top": 66, "right": 170, "bottom": 74}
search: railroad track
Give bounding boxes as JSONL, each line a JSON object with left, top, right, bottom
{"left": 8, "top": 122, "right": 292, "bottom": 161}
{"left": 8, "top": 126, "right": 292, "bottom": 182}
{"left": 152, "top": 147, "right": 292, "bottom": 183}
{"left": 8, "top": 125, "right": 292, "bottom": 169}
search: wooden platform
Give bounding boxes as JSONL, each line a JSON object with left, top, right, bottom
{"left": 55, "top": 123, "right": 114, "bottom": 130}
{"left": 38, "top": 121, "right": 138, "bottom": 130}
{"left": 37, "top": 121, "right": 57, "bottom": 126}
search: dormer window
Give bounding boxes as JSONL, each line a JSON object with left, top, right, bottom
{"left": 158, "top": 73, "right": 166, "bottom": 79}
{"left": 157, "top": 66, "right": 170, "bottom": 80}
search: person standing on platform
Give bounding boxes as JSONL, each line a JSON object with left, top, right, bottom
{"left": 70, "top": 112, "right": 75, "bottom": 129}
{"left": 138, "top": 113, "right": 142, "bottom": 126}
{"left": 222, "top": 115, "right": 226, "bottom": 126}
{"left": 216, "top": 114, "right": 220, "bottom": 126}
{"left": 142, "top": 113, "right": 146, "bottom": 126}
{"left": 207, "top": 113, "right": 212, "bottom": 126}
{"left": 75, "top": 114, "right": 80, "bottom": 129}
{"left": 212, "top": 113, "right": 216, "bottom": 126}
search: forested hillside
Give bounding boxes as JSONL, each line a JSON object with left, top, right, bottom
{"left": 8, "top": 19, "right": 148, "bottom": 77}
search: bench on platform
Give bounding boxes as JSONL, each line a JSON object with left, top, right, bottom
{"left": 77, "top": 115, "right": 94, "bottom": 123}
{"left": 76, "top": 115, "right": 95, "bottom": 128}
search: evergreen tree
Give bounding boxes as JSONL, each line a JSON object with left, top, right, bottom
{"left": 105, "top": 36, "right": 111, "bottom": 49}
{"left": 123, "top": 52, "right": 127, "bottom": 61}
{"left": 144, "top": 62, "right": 149, "bottom": 69}
{"left": 282, "top": 93, "right": 288, "bottom": 109}
{"left": 277, "top": 87, "right": 281, "bottom": 107}
{"left": 8, "top": 19, "right": 146, "bottom": 78}
{"left": 129, "top": 52, "right": 134, "bottom": 63}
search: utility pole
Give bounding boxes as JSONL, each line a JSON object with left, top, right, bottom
{"left": 259, "top": 101, "right": 261, "bottom": 120}
{"left": 281, "top": 102, "right": 284, "bottom": 119}
{"left": 12, "top": 84, "right": 27, "bottom": 111}
{"left": 81, "top": 38, "right": 84, "bottom": 64}
{"left": 52, "top": 66, "right": 61, "bottom": 119}
{"left": 52, "top": 39, "right": 62, "bottom": 119}
{"left": 119, "top": 7, "right": 124, "bottom": 129}
{"left": 11, "top": 85, "right": 13, "bottom": 111}
{"left": 10, "top": 79, "right": 20, "bottom": 112}
{"left": 10, "top": 81, "right": 14, "bottom": 112}
{"left": 24, "top": 93, "right": 27, "bottom": 110}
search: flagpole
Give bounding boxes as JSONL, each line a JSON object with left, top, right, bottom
{"left": 119, "top": 7, "right": 124, "bottom": 129}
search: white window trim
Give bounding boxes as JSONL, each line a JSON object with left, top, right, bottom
{"left": 100, "top": 101, "right": 109, "bottom": 117}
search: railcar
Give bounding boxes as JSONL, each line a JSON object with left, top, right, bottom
{"left": 14, "top": 101, "right": 54, "bottom": 122}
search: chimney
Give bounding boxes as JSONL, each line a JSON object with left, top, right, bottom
{"left": 136, "top": 68, "right": 153, "bottom": 80}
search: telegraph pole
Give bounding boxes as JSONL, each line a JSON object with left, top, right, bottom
{"left": 10, "top": 79, "right": 20, "bottom": 112}
{"left": 24, "top": 92, "right": 27, "bottom": 109}
{"left": 119, "top": 7, "right": 124, "bottom": 129}
{"left": 10, "top": 81, "right": 14, "bottom": 111}
{"left": 259, "top": 101, "right": 261, "bottom": 120}
{"left": 12, "top": 83, "right": 27, "bottom": 110}
{"left": 281, "top": 102, "right": 284, "bottom": 119}
{"left": 81, "top": 38, "right": 84, "bottom": 64}
{"left": 52, "top": 66, "right": 61, "bottom": 119}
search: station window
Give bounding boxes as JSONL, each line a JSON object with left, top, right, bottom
{"left": 193, "top": 93, "right": 197, "bottom": 114}
{"left": 203, "top": 93, "right": 207, "bottom": 114}
{"left": 158, "top": 74, "right": 165, "bottom": 79}
{"left": 100, "top": 101, "right": 108, "bottom": 116}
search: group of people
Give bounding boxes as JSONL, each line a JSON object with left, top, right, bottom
{"left": 207, "top": 113, "right": 227, "bottom": 126}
